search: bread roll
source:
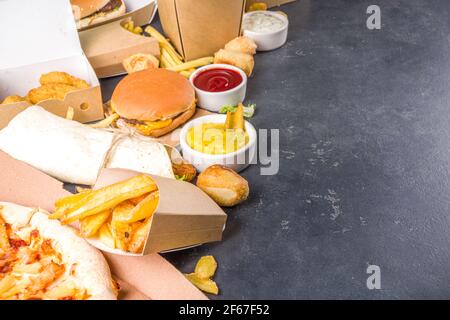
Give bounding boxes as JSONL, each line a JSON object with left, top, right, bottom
{"left": 196, "top": 165, "right": 249, "bottom": 207}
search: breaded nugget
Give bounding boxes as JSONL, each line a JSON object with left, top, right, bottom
{"left": 122, "top": 53, "right": 159, "bottom": 74}
{"left": 39, "top": 71, "right": 90, "bottom": 89}
{"left": 224, "top": 36, "right": 257, "bottom": 55}
{"left": 1, "top": 95, "right": 27, "bottom": 105}
{"left": 27, "top": 83, "right": 77, "bottom": 104}
{"left": 214, "top": 49, "right": 255, "bottom": 76}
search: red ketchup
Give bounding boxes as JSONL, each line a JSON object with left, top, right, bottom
{"left": 193, "top": 68, "right": 243, "bottom": 92}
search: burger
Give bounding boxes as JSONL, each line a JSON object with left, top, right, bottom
{"left": 71, "top": 0, "right": 126, "bottom": 29}
{"left": 111, "top": 69, "right": 196, "bottom": 138}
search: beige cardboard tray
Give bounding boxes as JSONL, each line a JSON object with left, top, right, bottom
{"left": 246, "top": 0, "right": 297, "bottom": 9}
{"left": 92, "top": 168, "right": 227, "bottom": 255}
{"left": 0, "top": 0, "right": 104, "bottom": 128}
{"left": 80, "top": 18, "right": 160, "bottom": 78}
{"left": 0, "top": 150, "right": 207, "bottom": 299}
{"left": 78, "top": 0, "right": 157, "bottom": 31}
{"left": 158, "top": 0, "right": 246, "bottom": 61}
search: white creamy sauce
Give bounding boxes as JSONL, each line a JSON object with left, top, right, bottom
{"left": 243, "top": 12, "right": 286, "bottom": 33}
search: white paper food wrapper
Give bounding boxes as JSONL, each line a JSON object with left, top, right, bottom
{"left": 0, "top": 106, "right": 174, "bottom": 185}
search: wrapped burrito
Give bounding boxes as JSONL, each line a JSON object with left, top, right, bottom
{"left": 0, "top": 106, "right": 174, "bottom": 185}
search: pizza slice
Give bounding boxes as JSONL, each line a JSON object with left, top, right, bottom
{"left": 0, "top": 202, "right": 118, "bottom": 300}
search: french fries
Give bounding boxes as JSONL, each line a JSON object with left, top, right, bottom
{"left": 51, "top": 175, "right": 160, "bottom": 254}
{"left": 80, "top": 210, "right": 111, "bottom": 237}
{"left": 60, "top": 175, "right": 157, "bottom": 225}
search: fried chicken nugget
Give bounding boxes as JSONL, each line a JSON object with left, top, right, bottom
{"left": 27, "top": 83, "right": 77, "bottom": 104}
{"left": 122, "top": 53, "right": 159, "bottom": 74}
{"left": 39, "top": 71, "right": 90, "bottom": 89}
{"left": 1, "top": 95, "right": 27, "bottom": 105}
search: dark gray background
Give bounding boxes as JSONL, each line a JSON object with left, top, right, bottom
{"left": 101, "top": 0, "right": 450, "bottom": 299}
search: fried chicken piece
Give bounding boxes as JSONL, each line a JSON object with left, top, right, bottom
{"left": 27, "top": 83, "right": 77, "bottom": 104}
{"left": 39, "top": 71, "right": 90, "bottom": 89}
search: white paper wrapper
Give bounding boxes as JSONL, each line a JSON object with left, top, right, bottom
{"left": 0, "top": 106, "right": 174, "bottom": 185}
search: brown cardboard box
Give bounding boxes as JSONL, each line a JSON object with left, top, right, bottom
{"left": 80, "top": 18, "right": 160, "bottom": 78}
{"left": 246, "top": 0, "right": 297, "bottom": 9}
{"left": 0, "top": 150, "right": 209, "bottom": 299}
{"left": 78, "top": 0, "right": 157, "bottom": 31}
{"left": 158, "top": 0, "right": 246, "bottom": 61}
{"left": 0, "top": 0, "right": 104, "bottom": 128}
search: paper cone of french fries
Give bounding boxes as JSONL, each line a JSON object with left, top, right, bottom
{"left": 84, "top": 168, "right": 227, "bottom": 256}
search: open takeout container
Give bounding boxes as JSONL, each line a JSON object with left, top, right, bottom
{"left": 77, "top": 0, "right": 158, "bottom": 32}
{"left": 246, "top": 0, "right": 297, "bottom": 9}
{"left": 0, "top": 0, "right": 104, "bottom": 129}
{"left": 79, "top": 17, "right": 160, "bottom": 78}
{"left": 0, "top": 150, "right": 209, "bottom": 299}
{"left": 158, "top": 0, "right": 246, "bottom": 61}
{"left": 79, "top": 0, "right": 160, "bottom": 78}
{"left": 90, "top": 168, "right": 227, "bottom": 256}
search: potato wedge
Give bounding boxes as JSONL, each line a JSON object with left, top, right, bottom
{"left": 80, "top": 210, "right": 111, "bottom": 237}
{"left": 61, "top": 175, "right": 157, "bottom": 224}
{"left": 98, "top": 223, "right": 115, "bottom": 249}
{"left": 194, "top": 256, "right": 218, "bottom": 279}
{"left": 185, "top": 273, "right": 219, "bottom": 295}
{"left": 113, "top": 191, "right": 159, "bottom": 224}
{"left": 128, "top": 218, "right": 152, "bottom": 253}
{"left": 50, "top": 190, "right": 92, "bottom": 220}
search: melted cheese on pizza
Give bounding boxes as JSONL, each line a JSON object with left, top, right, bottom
{"left": 0, "top": 216, "right": 89, "bottom": 300}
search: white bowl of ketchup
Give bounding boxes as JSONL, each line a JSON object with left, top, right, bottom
{"left": 189, "top": 64, "right": 247, "bottom": 112}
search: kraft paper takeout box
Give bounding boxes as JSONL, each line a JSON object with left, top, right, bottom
{"left": 77, "top": 0, "right": 158, "bottom": 32}
{"left": 246, "top": 0, "right": 297, "bottom": 9}
{"left": 0, "top": 0, "right": 104, "bottom": 129}
{"left": 92, "top": 168, "right": 227, "bottom": 256}
{"left": 80, "top": 18, "right": 160, "bottom": 78}
{"left": 158, "top": 0, "right": 246, "bottom": 61}
{"left": 0, "top": 150, "right": 208, "bottom": 300}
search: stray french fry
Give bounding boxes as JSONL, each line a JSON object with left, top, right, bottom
{"left": 80, "top": 210, "right": 111, "bottom": 237}
{"left": 89, "top": 113, "right": 119, "bottom": 129}
{"left": 194, "top": 256, "right": 218, "bottom": 279}
{"left": 185, "top": 273, "right": 219, "bottom": 295}
{"left": 65, "top": 107, "right": 74, "bottom": 120}
{"left": 161, "top": 42, "right": 183, "bottom": 62}
{"left": 60, "top": 175, "right": 157, "bottom": 224}
{"left": 134, "top": 26, "right": 143, "bottom": 35}
{"left": 161, "top": 49, "right": 177, "bottom": 67}
{"left": 166, "top": 57, "right": 214, "bottom": 72}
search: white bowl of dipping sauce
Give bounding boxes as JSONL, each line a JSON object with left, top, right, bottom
{"left": 242, "top": 11, "right": 289, "bottom": 51}
{"left": 190, "top": 64, "right": 247, "bottom": 112}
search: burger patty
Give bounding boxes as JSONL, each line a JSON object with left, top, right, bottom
{"left": 99, "top": 0, "right": 122, "bottom": 13}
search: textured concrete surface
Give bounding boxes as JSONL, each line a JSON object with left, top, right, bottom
{"left": 101, "top": 0, "right": 450, "bottom": 299}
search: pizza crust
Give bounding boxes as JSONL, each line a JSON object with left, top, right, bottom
{"left": 0, "top": 202, "right": 117, "bottom": 300}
